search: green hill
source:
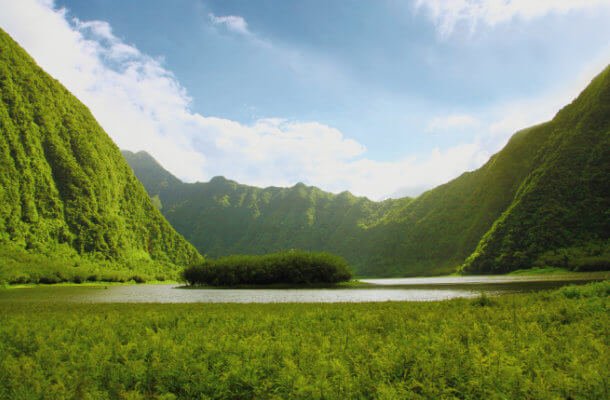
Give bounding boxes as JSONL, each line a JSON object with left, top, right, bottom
{"left": 462, "top": 66, "right": 610, "bottom": 273}
{"left": 122, "top": 121, "right": 545, "bottom": 277}
{"left": 122, "top": 150, "right": 401, "bottom": 274}
{"left": 125, "top": 66, "right": 609, "bottom": 276}
{"left": 0, "top": 28, "right": 201, "bottom": 283}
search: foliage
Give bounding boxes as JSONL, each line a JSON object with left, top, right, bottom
{"left": 463, "top": 67, "right": 610, "bottom": 274}
{"left": 0, "top": 281, "right": 607, "bottom": 399}
{"left": 125, "top": 65, "right": 610, "bottom": 276}
{"left": 0, "top": 242, "right": 177, "bottom": 284}
{"left": 124, "top": 150, "right": 402, "bottom": 276}
{"left": 0, "top": 28, "right": 202, "bottom": 279}
{"left": 183, "top": 251, "right": 352, "bottom": 286}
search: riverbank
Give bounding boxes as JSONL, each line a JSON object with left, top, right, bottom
{"left": 0, "top": 279, "right": 178, "bottom": 290}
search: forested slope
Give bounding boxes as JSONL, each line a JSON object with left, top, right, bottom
{"left": 123, "top": 150, "right": 400, "bottom": 273}
{"left": 124, "top": 125, "right": 549, "bottom": 276}
{"left": 126, "top": 66, "right": 609, "bottom": 276}
{"left": 0, "top": 28, "right": 201, "bottom": 282}
{"left": 463, "top": 66, "right": 610, "bottom": 273}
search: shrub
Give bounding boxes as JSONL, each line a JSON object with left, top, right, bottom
{"left": 471, "top": 292, "right": 496, "bottom": 307}
{"left": 571, "top": 256, "right": 610, "bottom": 271}
{"left": 130, "top": 275, "right": 146, "bottom": 284}
{"left": 183, "top": 250, "right": 352, "bottom": 286}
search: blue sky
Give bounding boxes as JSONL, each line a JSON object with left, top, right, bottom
{"left": 2, "top": 0, "right": 610, "bottom": 198}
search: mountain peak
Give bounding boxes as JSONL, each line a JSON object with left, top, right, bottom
{"left": 209, "top": 176, "right": 229, "bottom": 184}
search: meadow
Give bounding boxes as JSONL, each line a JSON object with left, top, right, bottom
{"left": 0, "top": 281, "right": 607, "bottom": 399}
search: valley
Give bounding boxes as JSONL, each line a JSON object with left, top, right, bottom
{"left": 0, "top": 7, "right": 608, "bottom": 399}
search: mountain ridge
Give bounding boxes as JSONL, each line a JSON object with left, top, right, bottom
{"left": 125, "top": 65, "right": 609, "bottom": 276}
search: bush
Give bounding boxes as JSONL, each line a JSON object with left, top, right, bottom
{"left": 471, "top": 292, "right": 496, "bottom": 307}
{"left": 571, "top": 256, "right": 610, "bottom": 271}
{"left": 130, "top": 275, "right": 146, "bottom": 284}
{"left": 183, "top": 250, "right": 352, "bottom": 286}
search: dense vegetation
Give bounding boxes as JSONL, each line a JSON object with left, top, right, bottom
{"left": 1, "top": 20, "right": 607, "bottom": 280}
{"left": 183, "top": 251, "right": 352, "bottom": 286}
{"left": 0, "top": 242, "right": 176, "bottom": 284}
{"left": 0, "top": 281, "right": 607, "bottom": 398}
{"left": 462, "top": 66, "right": 610, "bottom": 273}
{"left": 0, "top": 28, "right": 201, "bottom": 283}
{"left": 124, "top": 150, "right": 401, "bottom": 275}
{"left": 125, "top": 65, "right": 610, "bottom": 276}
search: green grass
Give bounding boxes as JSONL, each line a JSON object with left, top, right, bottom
{"left": 0, "top": 281, "right": 607, "bottom": 399}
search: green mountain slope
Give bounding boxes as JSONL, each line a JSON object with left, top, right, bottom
{"left": 122, "top": 150, "right": 401, "bottom": 273}
{"left": 125, "top": 66, "right": 609, "bottom": 276}
{"left": 359, "top": 122, "right": 559, "bottom": 276}
{"left": 0, "top": 28, "right": 201, "bottom": 282}
{"left": 463, "top": 66, "right": 610, "bottom": 273}
{"left": 123, "top": 117, "right": 549, "bottom": 277}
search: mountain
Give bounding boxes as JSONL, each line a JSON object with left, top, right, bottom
{"left": 122, "top": 121, "right": 545, "bottom": 277}
{"left": 0, "top": 28, "right": 201, "bottom": 283}
{"left": 125, "top": 66, "right": 609, "bottom": 276}
{"left": 462, "top": 66, "right": 610, "bottom": 273}
{"left": 122, "top": 150, "right": 402, "bottom": 274}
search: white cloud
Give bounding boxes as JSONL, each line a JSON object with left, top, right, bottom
{"left": 76, "top": 20, "right": 114, "bottom": 41}
{"left": 427, "top": 113, "right": 479, "bottom": 133}
{"left": 0, "top": 0, "right": 206, "bottom": 181}
{"left": 485, "top": 51, "right": 610, "bottom": 142}
{"left": 209, "top": 13, "right": 250, "bottom": 36}
{"left": 417, "top": 0, "right": 610, "bottom": 37}
{"left": 1, "top": 0, "right": 491, "bottom": 199}
{"left": 2, "top": 0, "right": 603, "bottom": 200}
{"left": 421, "top": 54, "right": 610, "bottom": 167}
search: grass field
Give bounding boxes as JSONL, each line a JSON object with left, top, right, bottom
{"left": 0, "top": 281, "right": 607, "bottom": 399}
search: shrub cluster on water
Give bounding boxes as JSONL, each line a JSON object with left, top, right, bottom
{"left": 183, "top": 250, "right": 352, "bottom": 286}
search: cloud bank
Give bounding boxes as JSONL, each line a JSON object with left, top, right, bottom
{"left": 417, "top": 0, "right": 610, "bottom": 37}
{"left": 0, "top": 0, "right": 605, "bottom": 199}
{"left": 0, "top": 0, "right": 494, "bottom": 199}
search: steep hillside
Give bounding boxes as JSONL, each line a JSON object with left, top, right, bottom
{"left": 125, "top": 130, "right": 546, "bottom": 276}
{"left": 357, "top": 123, "right": 557, "bottom": 276}
{"left": 122, "top": 150, "right": 401, "bottom": 272}
{"left": 463, "top": 66, "right": 610, "bottom": 273}
{"left": 0, "top": 28, "right": 201, "bottom": 282}
{"left": 125, "top": 68, "right": 609, "bottom": 276}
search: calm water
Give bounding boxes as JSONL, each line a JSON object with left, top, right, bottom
{"left": 1, "top": 272, "right": 606, "bottom": 303}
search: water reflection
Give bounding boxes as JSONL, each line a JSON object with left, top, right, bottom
{"left": 81, "top": 286, "right": 485, "bottom": 303}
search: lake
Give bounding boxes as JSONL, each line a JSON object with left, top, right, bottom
{"left": 1, "top": 272, "right": 607, "bottom": 303}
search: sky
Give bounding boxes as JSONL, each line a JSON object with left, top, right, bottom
{"left": 1, "top": 0, "right": 609, "bottom": 199}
